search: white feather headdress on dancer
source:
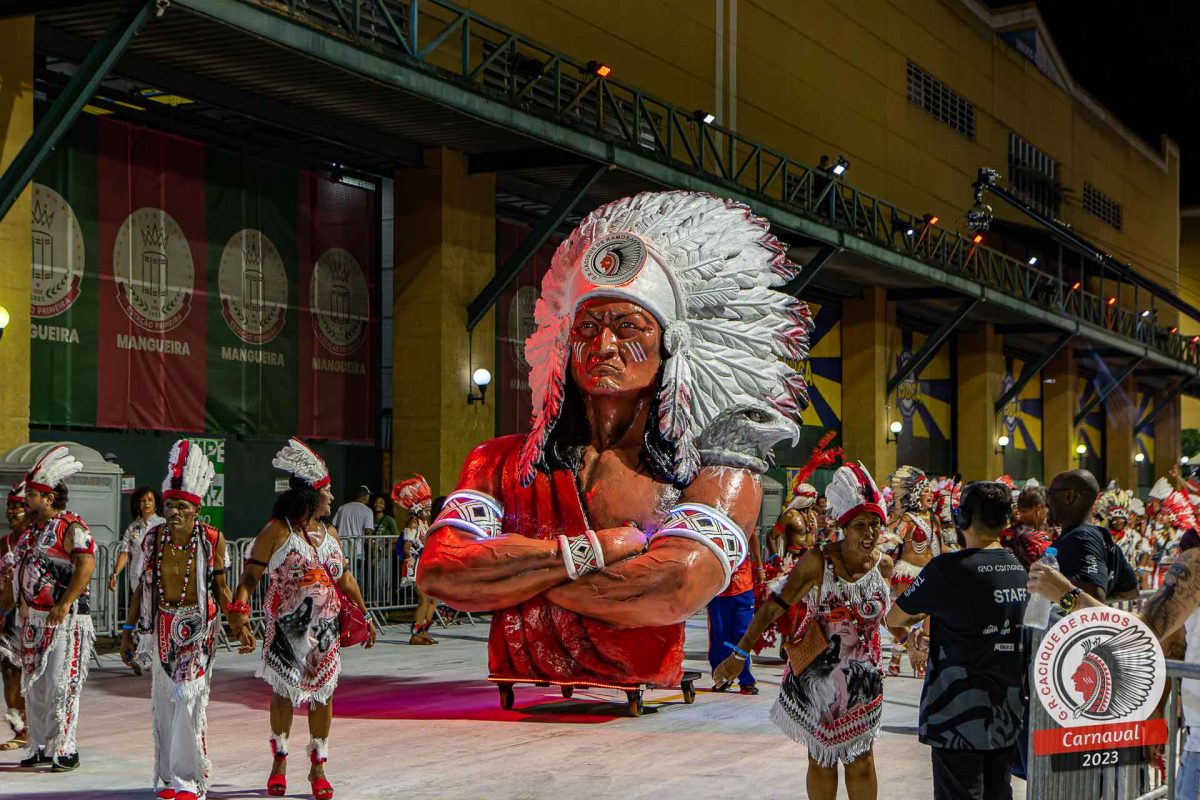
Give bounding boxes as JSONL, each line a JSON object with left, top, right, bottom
{"left": 826, "top": 462, "right": 887, "bottom": 527}
{"left": 889, "top": 465, "right": 930, "bottom": 511}
{"left": 1149, "top": 477, "right": 1172, "bottom": 501}
{"left": 518, "top": 190, "right": 813, "bottom": 486}
{"left": 272, "top": 438, "right": 330, "bottom": 490}
{"left": 162, "top": 439, "right": 215, "bottom": 507}
{"left": 24, "top": 445, "right": 82, "bottom": 494}
{"left": 6, "top": 479, "right": 24, "bottom": 505}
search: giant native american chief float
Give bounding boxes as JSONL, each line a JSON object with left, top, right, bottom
{"left": 417, "top": 191, "right": 812, "bottom": 690}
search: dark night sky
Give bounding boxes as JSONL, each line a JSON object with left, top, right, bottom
{"left": 991, "top": 1, "right": 1200, "bottom": 206}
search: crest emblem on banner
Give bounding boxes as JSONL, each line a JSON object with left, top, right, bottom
{"left": 30, "top": 184, "right": 85, "bottom": 319}
{"left": 1035, "top": 607, "right": 1164, "bottom": 726}
{"left": 507, "top": 286, "right": 537, "bottom": 372}
{"left": 113, "top": 207, "right": 195, "bottom": 332}
{"left": 1001, "top": 372, "right": 1019, "bottom": 435}
{"left": 896, "top": 349, "right": 919, "bottom": 419}
{"left": 218, "top": 229, "right": 288, "bottom": 345}
{"left": 310, "top": 247, "right": 368, "bottom": 356}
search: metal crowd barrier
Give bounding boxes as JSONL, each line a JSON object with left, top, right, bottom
{"left": 88, "top": 533, "right": 428, "bottom": 644}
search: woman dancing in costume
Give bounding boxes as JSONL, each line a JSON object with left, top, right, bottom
{"left": 226, "top": 439, "right": 376, "bottom": 800}
{"left": 715, "top": 462, "right": 894, "bottom": 800}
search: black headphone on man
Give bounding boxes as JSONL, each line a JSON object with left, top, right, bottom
{"left": 953, "top": 480, "right": 979, "bottom": 531}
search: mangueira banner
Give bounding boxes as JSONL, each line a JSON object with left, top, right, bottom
{"left": 29, "top": 114, "right": 376, "bottom": 441}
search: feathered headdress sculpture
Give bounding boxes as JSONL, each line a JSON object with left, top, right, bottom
{"left": 272, "top": 438, "right": 330, "bottom": 490}
{"left": 785, "top": 431, "right": 842, "bottom": 511}
{"left": 162, "top": 439, "right": 215, "bottom": 507}
{"left": 826, "top": 462, "right": 886, "bottom": 527}
{"left": 24, "top": 445, "right": 82, "bottom": 494}
{"left": 6, "top": 479, "right": 25, "bottom": 506}
{"left": 392, "top": 475, "right": 432, "bottom": 516}
{"left": 518, "top": 191, "right": 813, "bottom": 487}
{"left": 889, "top": 465, "right": 930, "bottom": 511}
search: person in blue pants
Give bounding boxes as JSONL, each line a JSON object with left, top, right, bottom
{"left": 707, "top": 548, "right": 761, "bottom": 694}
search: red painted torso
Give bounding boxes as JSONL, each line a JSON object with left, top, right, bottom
{"left": 481, "top": 435, "right": 686, "bottom": 687}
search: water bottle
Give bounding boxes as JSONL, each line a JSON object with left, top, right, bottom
{"left": 1023, "top": 546, "right": 1059, "bottom": 629}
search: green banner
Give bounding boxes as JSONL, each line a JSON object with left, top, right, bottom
{"left": 192, "top": 437, "right": 226, "bottom": 530}
{"left": 30, "top": 114, "right": 99, "bottom": 426}
{"left": 204, "top": 150, "right": 300, "bottom": 434}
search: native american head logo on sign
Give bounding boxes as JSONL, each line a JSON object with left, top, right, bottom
{"left": 113, "top": 208, "right": 195, "bottom": 333}
{"left": 219, "top": 229, "right": 288, "bottom": 345}
{"left": 1035, "top": 607, "right": 1164, "bottom": 726}
{"left": 30, "top": 184, "right": 85, "bottom": 318}
{"left": 309, "top": 247, "right": 369, "bottom": 356}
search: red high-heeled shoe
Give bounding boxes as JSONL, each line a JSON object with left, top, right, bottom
{"left": 310, "top": 749, "right": 333, "bottom": 800}
{"left": 155, "top": 790, "right": 176, "bottom": 800}
{"left": 267, "top": 739, "right": 288, "bottom": 797}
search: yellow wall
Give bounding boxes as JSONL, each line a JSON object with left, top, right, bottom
{"left": 0, "top": 17, "right": 33, "bottom": 452}
{"left": 1179, "top": 213, "right": 1200, "bottom": 431}
{"left": 469, "top": 0, "right": 1179, "bottom": 291}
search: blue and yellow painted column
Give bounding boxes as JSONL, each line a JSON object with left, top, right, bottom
{"left": 1043, "top": 349, "right": 1081, "bottom": 481}
{"left": 841, "top": 287, "right": 894, "bottom": 479}
{"left": 0, "top": 16, "right": 33, "bottom": 451}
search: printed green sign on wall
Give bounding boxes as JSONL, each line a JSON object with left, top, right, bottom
{"left": 192, "top": 437, "right": 225, "bottom": 530}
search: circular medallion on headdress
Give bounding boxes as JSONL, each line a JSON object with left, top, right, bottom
{"left": 581, "top": 232, "right": 647, "bottom": 286}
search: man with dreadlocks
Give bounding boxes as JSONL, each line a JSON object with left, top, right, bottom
{"left": 12, "top": 445, "right": 94, "bottom": 771}
{"left": 418, "top": 191, "right": 811, "bottom": 697}
{"left": 884, "top": 465, "right": 942, "bottom": 676}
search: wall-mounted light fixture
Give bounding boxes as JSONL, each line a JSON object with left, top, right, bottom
{"left": 0, "top": 305, "right": 9, "bottom": 342}
{"left": 886, "top": 419, "right": 903, "bottom": 444}
{"left": 1075, "top": 442, "right": 1087, "bottom": 461}
{"left": 996, "top": 434, "right": 1010, "bottom": 454}
{"left": 467, "top": 367, "right": 492, "bottom": 405}
{"left": 1134, "top": 452, "right": 1146, "bottom": 464}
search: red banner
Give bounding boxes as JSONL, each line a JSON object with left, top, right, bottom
{"left": 297, "top": 173, "right": 376, "bottom": 442}
{"left": 1034, "top": 719, "right": 1167, "bottom": 755}
{"left": 96, "top": 121, "right": 207, "bottom": 431}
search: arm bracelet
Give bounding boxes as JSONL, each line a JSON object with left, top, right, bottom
{"left": 120, "top": 623, "right": 136, "bottom": 631}
{"left": 224, "top": 600, "right": 251, "bottom": 615}
{"left": 558, "top": 530, "right": 605, "bottom": 580}
{"left": 426, "top": 490, "right": 504, "bottom": 540}
{"left": 725, "top": 641, "right": 751, "bottom": 660}
{"left": 649, "top": 503, "right": 748, "bottom": 592}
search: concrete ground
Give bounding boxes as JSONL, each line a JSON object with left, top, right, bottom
{"left": 0, "top": 617, "right": 1026, "bottom": 800}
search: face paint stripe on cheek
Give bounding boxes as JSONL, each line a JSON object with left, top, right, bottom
{"left": 572, "top": 341, "right": 588, "bottom": 363}
{"left": 622, "top": 340, "right": 647, "bottom": 363}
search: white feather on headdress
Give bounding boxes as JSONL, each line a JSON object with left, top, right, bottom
{"left": 1097, "top": 486, "right": 1132, "bottom": 522}
{"left": 272, "top": 438, "right": 330, "bottom": 489}
{"left": 6, "top": 480, "right": 25, "bottom": 504}
{"left": 24, "top": 445, "right": 82, "bottom": 493}
{"left": 518, "top": 191, "right": 812, "bottom": 487}
{"left": 1149, "top": 477, "right": 1172, "bottom": 501}
{"left": 162, "top": 439, "right": 215, "bottom": 506}
{"left": 826, "top": 462, "right": 887, "bottom": 526}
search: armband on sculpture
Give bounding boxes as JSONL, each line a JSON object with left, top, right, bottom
{"left": 558, "top": 530, "right": 605, "bottom": 580}
{"left": 427, "top": 490, "right": 504, "bottom": 540}
{"left": 649, "top": 502, "right": 748, "bottom": 592}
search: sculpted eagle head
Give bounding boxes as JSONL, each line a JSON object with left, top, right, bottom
{"left": 695, "top": 400, "right": 801, "bottom": 474}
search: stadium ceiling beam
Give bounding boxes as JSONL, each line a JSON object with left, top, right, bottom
{"left": 468, "top": 148, "right": 591, "bottom": 173}
{"left": 1074, "top": 358, "right": 1143, "bottom": 426}
{"left": 887, "top": 296, "right": 981, "bottom": 396}
{"left": 886, "top": 287, "right": 964, "bottom": 302}
{"left": 35, "top": 25, "right": 424, "bottom": 167}
{"left": 1137, "top": 378, "right": 1195, "bottom": 432}
{"left": 994, "top": 323, "right": 1062, "bottom": 335}
{"left": 781, "top": 245, "right": 836, "bottom": 298}
{"left": 0, "top": 0, "right": 90, "bottom": 17}
{"left": 0, "top": 0, "right": 156, "bottom": 223}
{"left": 467, "top": 163, "right": 607, "bottom": 332}
{"left": 180, "top": 0, "right": 1200, "bottom": 379}
{"left": 993, "top": 331, "right": 1072, "bottom": 414}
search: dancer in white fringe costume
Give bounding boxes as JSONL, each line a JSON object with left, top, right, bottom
{"left": 12, "top": 446, "right": 95, "bottom": 772}
{"left": 120, "top": 440, "right": 231, "bottom": 800}
{"left": 225, "top": 438, "right": 375, "bottom": 800}
{"left": 0, "top": 480, "right": 31, "bottom": 751}
{"left": 714, "top": 462, "right": 894, "bottom": 800}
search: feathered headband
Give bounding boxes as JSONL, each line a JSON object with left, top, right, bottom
{"left": 392, "top": 475, "right": 432, "bottom": 515}
{"left": 1097, "top": 486, "right": 1132, "bottom": 521}
{"left": 162, "top": 439, "right": 215, "bottom": 507}
{"left": 1162, "top": 490, "right": 1198, "bottom": 533}
{"left": 827, "top": 462, "right": 887, "bottom": 526}
{"left": 24, "top": 445, "right": 82, "bottom": 495}
{"left": 272, "top": 438, "right": 330, "bottom": 490}
{"left": 890, "top": 465, "right": 930, "bottom": 511}
{"left": 6, "top": 480, "right": 25, "bottom": 506}
{"left": 518, "top": 191, "right": 813, "bottom": 487}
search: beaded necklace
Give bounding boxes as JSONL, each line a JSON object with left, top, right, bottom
{"left": 157, "top": 524, "right": 199, "bottom": 607}
{"left": 823, "top": 542, "right": 885, "bottom": 655}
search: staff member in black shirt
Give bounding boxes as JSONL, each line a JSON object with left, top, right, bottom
{"left": 1046, "top": 469, "right": 1138, "bottom": 601}
{"left": 886, "top": 481, "right": 1028, "bottom": 800}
